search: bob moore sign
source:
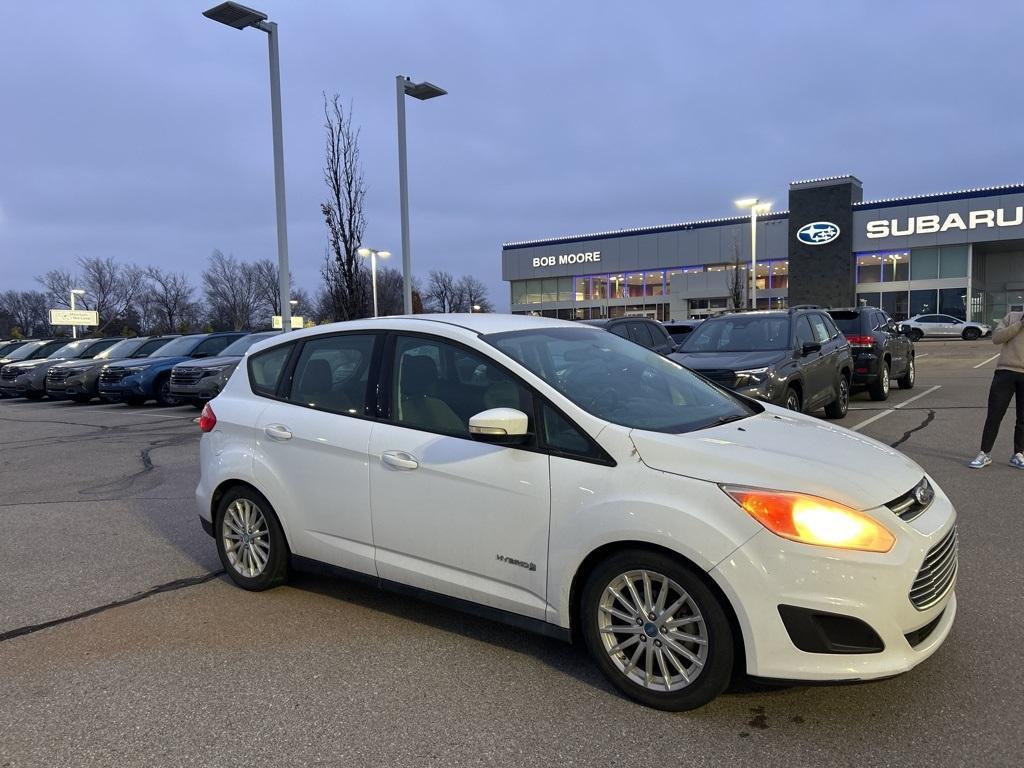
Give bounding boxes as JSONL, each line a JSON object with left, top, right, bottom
{"left": 532, "top": 250, "right": 601, "bottom": 268}
{"left": 867, "top": 206, "right": 1024, "bottom": 238}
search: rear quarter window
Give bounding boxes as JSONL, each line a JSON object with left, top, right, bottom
{"left": 248, "top": 343, "right": 294, "bottom": 397}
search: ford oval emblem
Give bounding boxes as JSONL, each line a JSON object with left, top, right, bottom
{"left": 797, "top": 221, "right": 841, "bottom": 245}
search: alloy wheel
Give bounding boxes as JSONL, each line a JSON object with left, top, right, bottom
{"left": 881, "top": 365, "right": 890, "bottom": 395}
{"left": 785, "top": 390, "right": 801, "bottom": 411}
{"left": 838, "top": 378, "right": 849, "bottom": 411}
{"left": 597, "top": 570, "right": 709, "bottom": 692}
{"left": 222, "top": 498, "right": 271, "bottom": 578}
{"left": 907, "top": 359, "right": 915, "bottom": 384}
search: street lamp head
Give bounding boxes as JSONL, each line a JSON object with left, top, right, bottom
{"left": 734, "top": 198, "right": 759, "bottom": 209}
{"left": 71, "top": 289, "right": 86, "bottom": 295}
{"left": 289, "top": 299, "right": 298, "bottom": 305}
{"left": 473, "top": 304, "right": 482, "bottom": 312}
{"left": 377, "top": 251, "right": 391, "bottom": 259}
{"left": 753, "top": 202, "right": 772, "bottom": 214}
{"left": 357, "top": 247, "right": 372, "bottom": 258}
{"left": 202, "top": 2, "right": 268, "bottom": 30}
{"left": 402, "top": 78, "right": 447, "bottom": 100}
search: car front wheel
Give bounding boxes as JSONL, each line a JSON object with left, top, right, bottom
{"left": 580, "top": 549, "right": 733, "bottom": 711}
{"left": 783, "top": 386, "right": 802, "bottom": 412}
{"left": 215, "top": 486, "right": 289, "bottom": 591}
{"left": 909, "top": 328, "right": 923, "bottom": 342}
{"left": 962, "top": 327, "right": 981, "bottom": 341}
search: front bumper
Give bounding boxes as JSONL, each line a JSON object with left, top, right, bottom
{"left": 710, "top": 483, "right": 957, "bottom": 682}
{"left": 98, "top": 375, "right": 149, "bottom": 402}
{"left": 851, "top": 352, "right": 882, "bottom": 386}
{"left": 170, "top": 378, "right": 222, "bottom": 401}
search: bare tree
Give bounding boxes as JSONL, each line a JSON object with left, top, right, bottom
{"left": 454, "top": 275, "right": 493, "bottom": 313}
{"left": 321, "top": 94, "right": 369, "bottom": 321}
{"left": 423, "top": 270, "right": 460, "bottom": 313}
{"left": 201, "top": 250, "right": 265, "bottom": 330}
{"left": 728, "top": 235, "right": 746, "bottom": 311}
{"left": 36, "top": 257, "right": 143, "bottom": 333}
{"left": 0, "top": 290, "right": 53, "bottom": 336}
{"left": 143, "top": 267, "right": 197, "bottom": 333}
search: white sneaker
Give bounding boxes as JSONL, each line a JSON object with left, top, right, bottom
{"left": 969, "top": 452, "right": 992, "bottom": 469}
{"left": 1010, "top": 453, "right": 1024, "bottom": 469}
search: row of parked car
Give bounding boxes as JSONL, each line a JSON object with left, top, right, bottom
{"left": 581, "top": 305, "right": 919, "bottom": 419}
{"left": 0, "top": 331, "right": 277, "bottom": 407}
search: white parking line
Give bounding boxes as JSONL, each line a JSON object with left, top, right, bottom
{"left": 850, "top": 385, "right": 941, "bottom": 432}
{"left": 916, "top": 353, "right": 929, "bottom": 358}
{"left": 973, "top": 353, "right": 1000, "bottom": 369}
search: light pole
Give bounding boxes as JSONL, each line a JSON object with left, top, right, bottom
{"left": 397, "top": 75, "right": 447, "bottom": 314}
{"left": 735, "top": 198, "right": 772, "bottom": 310}
{"left": 203, "top": 2, "right": 292, "bottom": 333}
{"left": 70, "top": 289, "right": 85, "bottom": 339}
{"left": 358, "top": 247, "right": 391, "bottom": 317}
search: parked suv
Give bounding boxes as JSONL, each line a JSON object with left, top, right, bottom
{"left": 663, "top": 320, "right": 703, "bottom": 344}
{"left": 47, "top": 335, "right": 178, "bottom": 402}
{"left": 196, "top": 314, "right": 956, "bottom": 711}
{"left": 99, "top": 332, "right": 246, "bottom": 405}
{"left": 671, "top": 308, "right": 853, "bottom": 418}
{"left": 0, "top": 336, "right": 123, "bottom": 399}
{"left": 170, "top": 331, "right": 278, "bottom": 407}
{"left": 901, "top": 314, "right": 990, "bottom": 341}
{"left": 828, "top": 307, "right": 915, "bottom": 401}
{"left": 581, "top": 317, "right": 677, "bottom": 354}
{"left": 0, "top": 339, "right": 72, "bottom": 396}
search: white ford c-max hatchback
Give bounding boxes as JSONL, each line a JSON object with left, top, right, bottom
{"left": 196, "top": 314, "right": 957, "bottom": 710}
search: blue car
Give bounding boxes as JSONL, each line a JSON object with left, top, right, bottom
{"left": 98, "top": 332, "right": 247, "bottom": 405}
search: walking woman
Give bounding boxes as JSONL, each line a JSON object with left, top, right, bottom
{"left": 971, "top": 311, "right": 1024, "bottom": 468}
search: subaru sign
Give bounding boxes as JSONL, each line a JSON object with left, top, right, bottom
{"left": 796, "top": 221, "right": 841, "bottom": 245}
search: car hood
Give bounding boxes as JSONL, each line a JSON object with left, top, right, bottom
{"left": 669, "top": 350, "right": 788, "bottom": 371}
{"left": 174, "top": 355, "right": 241, "bottom": 370}
{"left": 4, "top": 358, "right": 60, "bottom": 373}
{"left": 105, "top": 355, "right": 189, "bottom": 370}
{"left": 53, "top": 358, "right": 118, "bottom": 373}
{"left": 628, "top": 408, "right": 923, "bottom": 511}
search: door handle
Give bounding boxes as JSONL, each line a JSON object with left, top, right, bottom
{"left": 381, "top": 450, "right": 419, "bottom": 470}
{"left": 264, "top": 424, "right": 293, "bottom": 441}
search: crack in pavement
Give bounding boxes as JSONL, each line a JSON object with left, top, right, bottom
{"left": 0, "top": 496, "right": 192, "bottom": 510}
{"left": 0, "top": 570, "right": 225, "bottom": 643}
{"left": 890, "top": 409, "right": 936, "bottom": 449}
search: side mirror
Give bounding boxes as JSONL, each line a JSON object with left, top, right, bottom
{"left": 468, "top": 407, "right": 529, "bottom": 446}
{"left": 801, "top": 341, "right": 822, "bottom": 356}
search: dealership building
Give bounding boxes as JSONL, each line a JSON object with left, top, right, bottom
{"left": 502, "top": 176, "right": 1024, "bottom": 323}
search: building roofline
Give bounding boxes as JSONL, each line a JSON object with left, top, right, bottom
{"left": 501, "top": 211, "right": 790, "bottom": 251}
{"left": 854, "top": 182, "right": 1024, "bottom": 211}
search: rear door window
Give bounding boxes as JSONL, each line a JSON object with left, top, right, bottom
{"left": 608, "top": 324, "right": 630, "bottom": 340}
{"left": 249, "top": 343, "right": 295, "bottom": 398}
{"left": 628, "top": 322, "right": 656, "bottom": 348}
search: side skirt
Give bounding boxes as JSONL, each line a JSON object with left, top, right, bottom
{"left": 290, "top": 554, "right": 571, "bottom": 644}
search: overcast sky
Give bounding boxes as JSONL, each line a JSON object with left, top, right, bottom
{"left": 2, "top": 1, "right": 1022, "bottom": 310}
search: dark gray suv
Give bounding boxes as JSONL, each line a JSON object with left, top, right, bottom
{"left": 670, "top": 308, "right": 854, "bottom": 418}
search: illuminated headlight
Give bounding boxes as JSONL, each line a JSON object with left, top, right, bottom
{"left": 125, "top": 366, "right": 150, "bottom": 375}
{"left": 201, "top": 366, "right": 233, "bottom": 378}
{"left": 734, "top": 367, "right": 770, "bottom": 386}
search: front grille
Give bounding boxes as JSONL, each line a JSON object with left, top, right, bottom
{"left": 99, "top": 368, "right": 130, "bottom": 385}
{"left": 699, "top": 369, "right": 737, "bottom": 388}
{"left": 1, "top": 367, "right": 21, "bottom": 381}
{"left": 171, "top": 368, "right": 204, "bottom": 386}
{"left": 886, "top": 478, "right": 933, "bottom": 522}
{"left": 47, "top": 368, "right": 71, "bottom": 384}
{"left": 910, "top": 525, "right": 958, "bottom": 610}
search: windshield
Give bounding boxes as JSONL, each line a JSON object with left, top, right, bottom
{"left": 681, "top": 315, "right": 791, "bottom": 353}
{"left": 483, "top": 327, "right": 755, "bottom": 433}
{"left": 219, "top": 332, "right": 275, "bottom": 357}
{"left": 48, "top": 340, "right": 90, "bottom": 359}
{"left": 0, "top": 341, "right": 27, "bottom": 357}
{"left": 148, "top": 335, "right": 201, "bottom": 358}
{"left": 4, "top": 341, "right": 45, "bottom": 361}
{"left": 828, "top": 311, "right": 862, "bottom": 334}
{"left": 95, "top": 337, "right": 144, "bottom": 360}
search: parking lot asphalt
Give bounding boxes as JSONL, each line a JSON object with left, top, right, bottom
{"left": 1, "top": 340, "right": 1022, "bottom": 767}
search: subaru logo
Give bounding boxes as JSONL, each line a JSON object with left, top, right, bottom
{"left": 913, "top": 479, "right": 934, "bottom": 507}
{"left": 796, "top": 221, "right": 841, "bottom": 245}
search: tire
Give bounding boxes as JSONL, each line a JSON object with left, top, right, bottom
{"left": 897, "top": 356, "right": 916, "bottom": 389}
{"left": 191, "top": 400, "right": 204, "bottom": 410}
{"left": 124, "top": 396, "right": 147, "bottom": 406}
{"left": 154, "top": 375, "right": 179, "bottom": 407}
{"left": 869, "top": 361, "right": 890, "bottom": 401}
{"left": 824, "top": 375, "right": 850, "bottom": 419}
{"left": 71, "top": 395, "right": 93, "bottom": 403}
{"left": 24, "top": 391, "right": 44, "bottom": 400}
{"left": 783, "top": 386, "right": 802, "bottom": 413}
{"left": 580, "top": 549, "right": 734, "bottom": 711}
{"left": 215, "top": 486, "right": 289, "bottom": 591}
{"left": 962, "top": 327, "right": 981, "bottom": 341}
{"left": 909, "top": 328, "right": 923, "bottom": 342}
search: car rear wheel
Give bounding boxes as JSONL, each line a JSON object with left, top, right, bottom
{"left": 784, "top": 386, "right": 801, "bottom": 412}
{"left": 962, "top": 327, "right": 981, "bottom": 341}
{"left": 154, "top": 375, "right": 179, "bottom": 407}
{"left": 869, "top": 361, "right": 890, "bottom": 401}
{"left": 124, "top": 396, "right": 147, "bottom": 406}
{"left": 581, "top": 550, "right": 733, "bottom": 711}
{"left": 898, "top": 356, "right": 916, "bottom": 389}
{"left": 824, "top": 375, "right": 849, "bottom": 419}
{"left": 24, "top": 391, "right": 44, "bottom": 400}
{"left": 909, "top": 328, "right": 923, "bottom": 342}
{"left": 215, "top": 487, "right": 289, "bottom": 591}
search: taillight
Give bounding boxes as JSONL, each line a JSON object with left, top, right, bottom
{"left": 199, "top": 403, "right": 217, "bottom": 433}
{"left": 845, "top": 335, "right": 875, "bottom": 347}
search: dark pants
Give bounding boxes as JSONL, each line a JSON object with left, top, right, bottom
{"left": 981, "top": 369, "right": 1024, "bottom": 454}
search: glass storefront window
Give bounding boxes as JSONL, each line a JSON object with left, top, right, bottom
{"left": 645, "top": 271, "right": 665, "bottom": 296}
{"left": 609, "top": 305, "right": 625, "bottom": 318}
{"left": 541, "top": 278, "right": 557, "bottom": 303}
{"left": 939, "top": 288, "right": 967, "bottom": 319}
{"left": 626, "top": 273, "right": 644, "bottom": 298}
{"left": 857, "top": 292, "right": 882, "bottom": 308}
{"left": 755, "top": 262, "right": 769, "bottom": 291}
{"left": 939, "top": 245, "right": 968, "bottom": 278}
{"left": 524, "top": 279, "right": 542, "bottom": 304}
{"left": 909, "top": 289, "right": 938, "bottom": 316}
{"left": 857, "top": 254, "right": 882, "bottom": 283}
{"left": 591, "top": 276, "right": 608, "bottom": 300}
{"left": 910, "top": 248, "right": 939, "bottom": 280}
{"left": 557, "top": 277, "right": 573, "bottom": 302}
{"left": 770, "top": 261, "right": 789, "bottom": 290}
{"left": 881, "top": 291, "right": 909, "bottom": 321}
{"left": 511, "top": 281, "right": 526, "bottom": 305}
{"left": 574, "top": 276, "right": 589, "bottom": 302}
{"left": 610, "top": 275, "right": 626, "bottom": 299}
{"left": 589, "top": 305, "right": 607, "bottom": 319}
{"left": 880, "top": 252, "right": 910, "bottom": 281}
{"left": 666, "top": 269, "right": 682, "bottom": 295}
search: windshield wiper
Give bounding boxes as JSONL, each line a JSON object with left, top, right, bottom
{"left": 708, "top": 413, "right": 748, "bottom": 428}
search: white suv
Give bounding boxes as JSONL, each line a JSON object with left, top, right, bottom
{"left": 902, "top": 314, "right": 990, "bottom": 341}
{"left": 196, "top": 314, "right": 957, "bottom": 710}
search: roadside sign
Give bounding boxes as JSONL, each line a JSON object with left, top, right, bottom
{"left": 272, "top": 315, "right": 304, "bottom": 329}
{"left": 49, "top": 309, "right": 99, "bottom": 326}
